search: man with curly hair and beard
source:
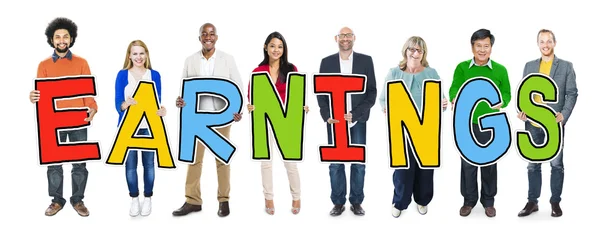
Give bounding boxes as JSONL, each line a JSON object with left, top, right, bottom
{"left": 29, "top": 17, "right": 97, "bottom": 217}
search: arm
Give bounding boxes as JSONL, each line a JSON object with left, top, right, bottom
{"left": 248, "top": 67, "right": 258, "bottom": 102}
{"left": 316, "top": 58, "right": 331, "bottom": 122}
{"left": 81, "top": 60, "right": 98, "bottom": 111}
{"left": 229, "top": 56, "right": 244, "bottom": 101}
{"left": 378, "top": 68, "right": 394, "bottom": 111}
{"left": 431, "top": 69, "right": 447, "bottom": 112}
{"left": 448, "top": 64, "right": 464, "bottom": 102}
{"left": 560, "top": 63, "right": 578, "bottom": 124}
{"left": 155, "top": 71, "right": 162, "bottom": 103}
{"left": 37, "top": 62, "right": 46, "bottom": 78}
{"left": 115, "top": 71, "right": 126, "bottom": 113}
{"left": 499, "top": 67, "right": 512, "bottom": 108}
{"left": 350, "top": 56, "right": 377, "bottom": 121}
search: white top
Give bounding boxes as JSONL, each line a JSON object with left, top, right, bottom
{"left": 198, "top": 51, "right": 217, "bottom": 111}
{"left": 125, "top": 69, "right": 151, "bottom": 129}
{"left": 339, "top": 52, "right": 356, "bottom": 128}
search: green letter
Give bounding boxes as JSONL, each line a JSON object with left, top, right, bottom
{"left": 250, "top": 72, "right": 306, "bottom": 161}
{"left": 516, "top": 73, "right": 563, "bottom": 162}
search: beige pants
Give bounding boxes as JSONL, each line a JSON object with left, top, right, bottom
{"left": 185, "top": 126, "right": 231, "bottom": 205}
{"left": 262, "top": 133, "right": 301, "bottom": 200}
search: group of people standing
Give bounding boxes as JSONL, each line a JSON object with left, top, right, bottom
{"left": 29, "top": 17, "right": 578, "bottom": 219}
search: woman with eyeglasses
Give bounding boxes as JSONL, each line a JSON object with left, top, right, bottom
{"left": 114, "top": 40, "right": 166, "bottom": 217}
{"left": 246, "top": 31, "right": 308, "bottom": 215}
{"left": 378, "top": 36, "right": 448, "bottom": 218}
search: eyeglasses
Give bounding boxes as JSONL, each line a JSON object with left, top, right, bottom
{"left": 337, "top": 33, "right": 354, "bottom": 39}
{"left": 407, "top": 47, "right": 424, "bottom": 54}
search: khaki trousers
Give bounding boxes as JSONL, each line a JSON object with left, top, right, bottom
{"left": 185, "top": 125, "right": 231, "bottom": 205}
{"left": 261, "top": 133, "right": 301, "bottom": 200}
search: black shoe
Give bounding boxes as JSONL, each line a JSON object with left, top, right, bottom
{"left": 329, "top": 204, "right": 345, "bottom": 216}
{"left": 350, "top": 204, "right": 365, "bottom": 216}
{"left": 518, "top": 202, "right": 538, "bottom": 217}
{"left": 172, "top": 202, "right": 202, "bottom": 216}
{"left": 218, "top": 201, "right": 230, "bottom": 217}
{"left": 551, "top": 202, "right": 562, "bottom": 217}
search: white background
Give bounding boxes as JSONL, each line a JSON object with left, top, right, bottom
{"left": 1, "top": 0, "right": 598, "bottom": 233}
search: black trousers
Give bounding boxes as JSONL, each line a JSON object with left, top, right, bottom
{"left": 460, "top": 124, "right": 497, "bottom": 208}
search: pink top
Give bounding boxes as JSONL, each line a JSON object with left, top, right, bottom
{"left": 248, "top": 64, "right": 298, "bottom": 103}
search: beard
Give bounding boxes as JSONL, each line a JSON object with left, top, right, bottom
{"left": 56, "top": 46, "right": 69, "bottom": 53}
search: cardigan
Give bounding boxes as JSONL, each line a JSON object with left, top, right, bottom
{"left": 114, "top": 69, "right": 162, "bottom": 125}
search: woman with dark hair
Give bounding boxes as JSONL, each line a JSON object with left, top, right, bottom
{"left": 247, "top": 31, "right": 308, "bottom": 215}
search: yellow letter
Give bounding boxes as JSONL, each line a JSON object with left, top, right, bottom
{"left": 106, "top": 81, "right": 175, "bottom": 168}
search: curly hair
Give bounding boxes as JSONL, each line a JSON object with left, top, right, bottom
{"left": 45, "top": 17, "right": 78, "bottom": 48}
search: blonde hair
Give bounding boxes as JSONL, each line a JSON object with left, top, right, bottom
{"left": 122, "top": 40, "right": 152, "bottom": 70}
{"left": 399, "top": 36, "right": 429, "bottom": 70}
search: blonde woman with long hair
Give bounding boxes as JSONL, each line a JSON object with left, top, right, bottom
{"left": 378, "top": 36, "right": 448, "bottom": 218}
{"left": 114, "top": 40, "right": 166, "bottom": 217}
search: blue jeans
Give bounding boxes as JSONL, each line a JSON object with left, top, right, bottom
{"left": 48, "top": 128, "right": 89, "bottom": 206}
{"left": 526, "top": 122, "right": 565, "bottom": 203}
{"left": 125, "top": 128, "right": 155, "bottom": 197}
{"left": 326, "top": 122, "right": 366, "bottom": 205}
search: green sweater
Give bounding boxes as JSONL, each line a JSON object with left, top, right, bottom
{"left": 448, "top": 59, "right": 511, "bottom": 124}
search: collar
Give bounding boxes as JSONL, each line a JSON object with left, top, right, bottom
{"left": 201, "top": 49, "right": 216, "bottom": 61}
{"left": 539, "top": 54, "right": 556, "bottom": 63}
{"left": 52, "top": 50, "right": 72, "bottom": 63}
{"left": 339, "top": 51, "right": 353, "bottom": 61}
{"left": 469, "top": 58, "right": 492, "bottom": 69}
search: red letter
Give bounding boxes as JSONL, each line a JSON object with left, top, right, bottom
{"left": 314, "top": 74, "right": 366, "bottom": 162}
{"left": 35, "top": 76, "right": 101, "bottom": 165}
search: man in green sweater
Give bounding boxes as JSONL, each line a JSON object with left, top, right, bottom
{"left": 449, "top": 29, "right": 511, "bottom": 218}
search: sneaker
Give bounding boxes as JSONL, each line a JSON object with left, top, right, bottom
{"left": 130, "top": 197, "right": 140, "bottom": 217}
{"left": 391, "top": 204, "right": 402, "bottom": 218}
{"left": 141, "top": 197, "right": 152, "bottom": 216}
{"left": 417, "top": 205, "right": 428, "bottom": 215}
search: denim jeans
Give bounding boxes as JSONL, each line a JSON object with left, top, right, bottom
{"left": 125, "top": 128, "right": 155, "bottom": 197}
{"left": 526, "top": 122, "right": 565, "bottom": 203}
{"left": 326, "top": 121, "right": 366, "bottom": 205}
{"left": 460, "top": 124, "right": 497, "bottom": 208}
{"left": 48, "top": 128, "right": 89, "bottom": 207}
{"left": 392, "top": 143, "right": 434, "bottom": 210}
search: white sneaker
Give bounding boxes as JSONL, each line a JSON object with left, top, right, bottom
{"left": 417, "top": 205, "right": 428, "bottom": 215}
{"left": 141, "top": 197, "right": 152, "bottom": 216}
{"left": 391, "top": 205, "right": 402, "bottom": 218}
{"left": 130, "top": 197, "right": 140, "bottom": 217}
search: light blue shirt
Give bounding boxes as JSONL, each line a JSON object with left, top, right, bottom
{"left": 379, "top": 66, "right": 446, "bottom": 112}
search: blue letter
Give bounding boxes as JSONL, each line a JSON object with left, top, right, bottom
{"left": 178, "top": 77, "right": 242, "bottom": 165}
{"left": 453, "top": 77, "right": 511, "bottom": 166}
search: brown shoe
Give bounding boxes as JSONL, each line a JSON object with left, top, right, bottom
{"left": 459, "top": 205, "right": 472, "bottom": 216}
{"left": 217, "top": 201, "right": 230, "bottom": 217}
{"left": 172, "top": 202, "right": 202, "bottom": 216}
{"left": 485, "top": 206, "right": 496, "bottom": 217}
{"left": 551, "top": 202, "right": 562, "bottom": 217}
{"left": 518, "top": 202, "right": 538, "bottom": 217}
{"left": 45, "top": 202, "right": 63, "bottom": 216}
{"left": 73, "top": 202, "right": 89, "bottom": 217}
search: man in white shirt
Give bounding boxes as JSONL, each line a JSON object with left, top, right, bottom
{"left": 172, "top": 23, "right": 244, "bottom": 218}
